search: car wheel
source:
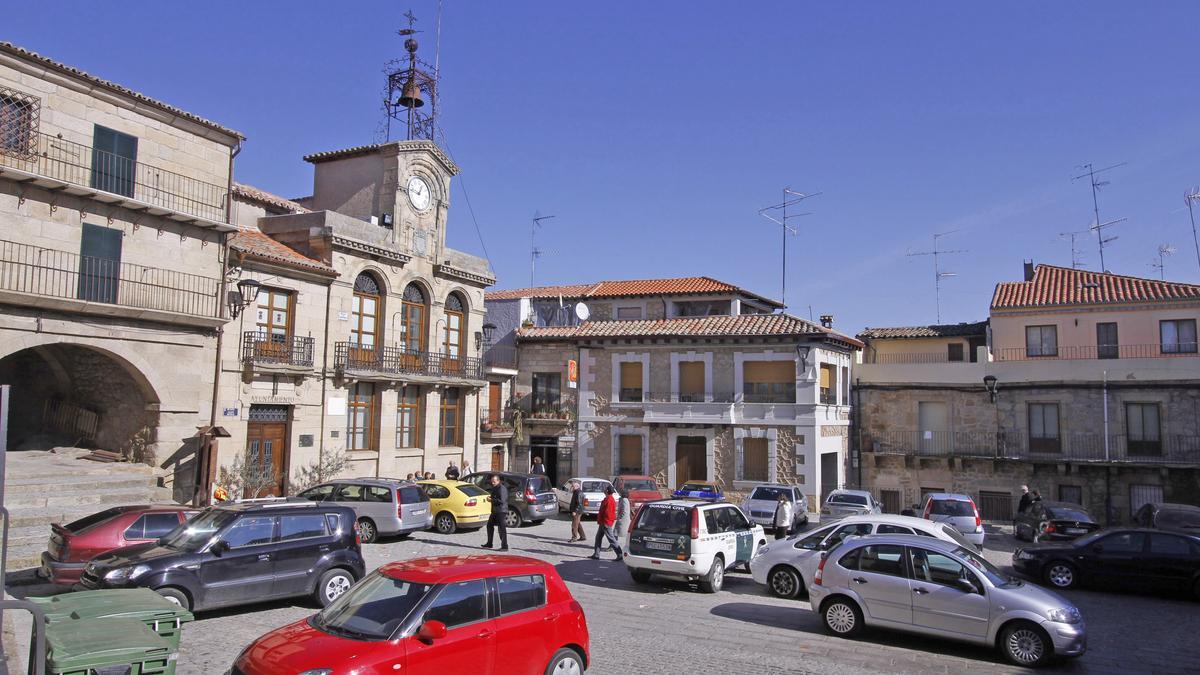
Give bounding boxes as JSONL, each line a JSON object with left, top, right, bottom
{"left": 505, "top": 508, "right": 523, "bottom": 528}
{"left": 1001, "top": 621, "right": 1052, "bottom": 667}
{"left": 356, "top": 518, "right": 378, "bottom": 544}
{"left": 629, "top": 568, "right": 652, "bottom": 584}
{"left": 435, "top": 512, "right": 457, "bottom": 535}
{"left": 544, "top": 647, "right": 584, "bottom": 675}
{"left": 698, "top": 556, "right": 724, "bottom": 593}
{"left": 1044, "top": 560, "right": 1077, "bottom": 589}
{"left": 315, "top": 568, "right": 354, "bottom": 607}
{"left": 155, "top": 587, "right": 191, "bottom": 611}
{"left": 767, "top": 565, "right": 803, "bottom": 599}
{"left": 820, "top": 597, "right": 863, "bottom": 637}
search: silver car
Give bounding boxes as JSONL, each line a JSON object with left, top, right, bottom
{"left": 740, "top": 484, "right": 809, "bottom": 531}
{"left": 297, "top": 478, "right": 432, "bottom": 543}
{"left": 820, "top": 489, "right": 882, "bottom": 521}
{"left": 750, "top": 514, "right": 973, "bottom": 599}
{"left": 920, "top": 492, "right": 986, "bottom": 549}
{"left": 809, "top": 534, "right": 1086, "bottom": 667}
{"left": 554, "top": 477, "right": 613, "bottom": 516}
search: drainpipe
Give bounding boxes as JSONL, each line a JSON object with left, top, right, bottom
{"left": 318, "top": 279, "right": 333, "bottom": 474}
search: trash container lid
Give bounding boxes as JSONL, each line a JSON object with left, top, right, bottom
{"left": 30, "top": 588, "right": 192, "bottom": 625}
{"left": 46, "top": 618, "right": 171, "bottom": 670}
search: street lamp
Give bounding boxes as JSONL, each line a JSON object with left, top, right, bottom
{"left": 983, "top": 375, "right": 999, "bottom": 403}
{"left": 228, "top": 278, "right": 262, "bottom": 319}
{"left": 796, "top": 344, "right": 811, "bottom": 372}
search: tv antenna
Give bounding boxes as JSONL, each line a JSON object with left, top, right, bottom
{"left": 1071, "top": 162, "right": 1126, "bottom": 271}
{"left": 906, "top": 230, "right": 968, "bottom": 323}
{"left": 759, "top": 188, "right": 821, "bottom": 309}
{"left": 1057, "top": 229, "right": 1090, "bottom": 269}
{"left": 1151, "top": 244, "right": 1176, "bottom": 280}
{"left": 1185, "top": 187, "right": 1200, "bottom": 271}
{"left": 530, "top": 211, "right": 557, "bottom": 288}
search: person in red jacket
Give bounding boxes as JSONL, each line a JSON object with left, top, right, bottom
{"left": 588, "top": 485, "right": 624, "bottom": 560}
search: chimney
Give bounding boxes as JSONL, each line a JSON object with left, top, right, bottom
{"left": 1023, "top": 260, "right": 1035, "bottom": 282}
{"left": 819, "top": 314, "right": 834, "bottom": 329}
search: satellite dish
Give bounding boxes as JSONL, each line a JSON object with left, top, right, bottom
{"left": 574, "top": 302, "right": 590, "bottom": 321}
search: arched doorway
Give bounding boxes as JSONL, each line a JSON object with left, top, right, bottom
{"left": 0, "top": 344, "right": 159, "bottom": 460}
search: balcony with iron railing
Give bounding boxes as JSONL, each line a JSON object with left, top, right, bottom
{"left": 0, "top": 238, "right": 222, "bottom": 323}
{"left": 334, "top": 341, "right": 484, "bottom": 382}
{"left": 995, "top": 343, "right": 1199, "bottom": 361}
{"left": 0, "top": 130, "right": 229, "bottom": 224}
{"left": 864, "top": 430, "right": 1200, "bottom": 466}
{"left": 241, "top": 331, "right": 315, "bottom": 371}
{"left": 640, "top": 391, "right": 828, "bottom": 426}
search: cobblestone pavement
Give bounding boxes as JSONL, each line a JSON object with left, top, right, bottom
{"left": 144, "top": 516, "right": 1200, "bottom": 673}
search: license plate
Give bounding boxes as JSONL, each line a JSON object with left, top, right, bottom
{"left": 412, "top": 509, "right": 427, "bottom": 515}
{"left": 1067, "top": 528, "right": 1086, "bottom": 534}
{"left": 646, "top": 542, "right": 672, "bottom": 551}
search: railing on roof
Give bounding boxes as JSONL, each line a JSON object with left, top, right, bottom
{"left": 994, "top": 343, "right": 1198, "bottom": 361}
{"left": 865, "top": 430, "right": 1200, "bottom": 466}
{"left": 0, "top": 238, "right": 221, "bottom": 317}
{"left": 0, "top": 130, "right": 228, "bottom": 222}
{"left": 864, "top": 352, "right": 980, "bottom": 364}
{"left": 334, "top": 342, "right": 483, "bottom": 381}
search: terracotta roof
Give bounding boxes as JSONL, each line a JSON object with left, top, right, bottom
{"left": 858, "top": 321, "right": 988, "bottom": 340}
{"left": 0, "top": 42, "right": 244, "bottom": 141}
{"left": 302, "top": 140, "right": 460, "bottom": 175}
{"left": 230, "top": 229, "right": 337, "bottom": 277}
{"left": 486, "top": 276, "right": 784, "bottom": 307}
{"left": 232, "top": 183, "right": 310, "bottom": 214}
{"left": 991, "top": 265, "right": 1200, "bottom": 310}
{"left": 518, "top": 314, "right": 862, "bottom": 347}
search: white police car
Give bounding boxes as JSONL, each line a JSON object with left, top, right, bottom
{"left": 625, "top": 499, "right": 766, "bottom": 593}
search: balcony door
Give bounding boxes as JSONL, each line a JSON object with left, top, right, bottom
{"left": 78, "top": 223, "right": 121, "bottom": 304}
{"left": 443, "top": 292, "right": 465, "bottom": 374}
{"left": 1097, "top": 322, "right": 1119, "bottom": 360}
{"left": 917, "top": 401, "right": 949, "bottom": 455}
{"left": 487, "top": 382, "right": 502, "bottom": 426}
{"left": 401, "top": 283, "right": 427, "bottom": 370}
{"left": 350, "top": 273, "right": 382, "bottom": 366}
{"left": 254, "top": 288, "right": 293, "bottom": 361}
{"left": 90, "top": 125, "right": 137, "bottom": 198}
{"left": 675, "top": 436, "right": 707, "bottom": 487}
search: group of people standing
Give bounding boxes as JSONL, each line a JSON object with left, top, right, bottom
{"left": 402, "top": 460, "right": 471, "bottom": 483}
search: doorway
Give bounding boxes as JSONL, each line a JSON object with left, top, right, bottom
{"left": 675, "top": 436, "right": 708, "bottom": 487}
{"left": 491, "top": 445, "right": 505, "bottom": 472}
{"left": 529, "top": 436, "right": 558, "bottom": 479}
{"left": 820, "top": 452, "right": 839, "bottom": 503}
{"left": 917, "top": 401, "right": 949, "bottom": 455}
{"left": 245, "top": 405, "right": 290, "bottom": 497}
{"left": 487, "top": 382, "right": 502, "bottom": 426}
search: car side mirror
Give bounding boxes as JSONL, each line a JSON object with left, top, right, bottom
{"left": 954, "top": 578, "right": 977, "bottom": 594}
{"left": 417, "top": 620, "right": 447, "bottom": 643}
{"left": 210, "top": 540, "right": 229, "bottom": 556}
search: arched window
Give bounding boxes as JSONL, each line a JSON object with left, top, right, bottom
{"left": 401, "top": 282, "right": 427, "bottom": 353}
{"left": 443, "top": 292, "right": 466, "bottom": 363}
{"left": 351, "top": 272, "right": 383, "bottom": 349}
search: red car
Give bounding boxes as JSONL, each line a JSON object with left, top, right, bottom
{"left": 610, "top": 475, "right": 662, "bottom": 511}
{"left": 233, "top": 554, "right": 589, "bottom": 675}
{"left": 40, "top": 505, "right": 195, "bottom": 585}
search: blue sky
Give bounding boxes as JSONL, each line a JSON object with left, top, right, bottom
{"left": 10, "top": 2, "right": 1200, "bottom": 333}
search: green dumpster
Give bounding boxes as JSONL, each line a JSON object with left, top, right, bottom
{"left": 46, "top": 617, "right": 174, "bottom": 675}
{"left": 30, "top": 589, "right": 194, "bottom": 649}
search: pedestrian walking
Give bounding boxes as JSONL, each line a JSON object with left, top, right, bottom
{"left": 482, "top": 474, "right": 509, "bottom": 551}
{"left": 445, "top": 461, "right": 460, "bottom": 480}
{"left": 772, "top": 492, "right": 793, "bottom": 540}
{"left": 614, "top": 488, "right": 632, "bottom": 541}
{"left": 530, "top": 456, "right": 547, "bottom": 475}
{"left": 1017, "top": 485, "right": 1032, "bottom": 514}
{"left": 568, "top": 480, "right": 586, "bottom": 542}
{"left": 589, "top": 486, "right": 624, "bottom": 561}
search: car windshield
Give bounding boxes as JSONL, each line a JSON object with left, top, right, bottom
{"left": 620, "top": 479, "right": 657, "bottom": 491}
{"left": 751, "top": 487, "right": 791, "bottom": 502}
{"left": 953, "top": 546, "right": 1016, "bottom": 587}
{"left": 580, "top": 481, "right": 609, "bottom": 492}
{"left": 636, "top": 505, "right": 691, "bottom": 535}
{"left": 313, "top": 571, "right": 433, "bottom": 641}
{"left": 828, "top": 493, "right": 867, "bottom": 506}
{"left": 456, "top": 485, "right": 487, "bottom": 498}
{"left": 679, "top": 483, "right": 713, "bottom": 493}
{"left": 1048, "top": 507, "right": 1091, "bottom": 522}
{"left": 1158, "top": 508, "right": 1200, "bottom": 529}
{"left": 158, "top": 509, "right": 237, "bottom": 551}
{"left": 65, "top": 508, "right": 124, "bottom": 534}
{"left": 930, "top": 499, "right": 974, "bottom": 517}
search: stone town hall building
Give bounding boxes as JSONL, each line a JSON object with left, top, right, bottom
{"left": 0, "top": 42, "right": 493, "bottom": 500}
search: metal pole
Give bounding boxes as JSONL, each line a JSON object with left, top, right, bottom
{"left": 1089, "top": 166, "right": 1106, "bottom": 271}
{"left": 1188, "top": 198, "right": 1200, "bottom": 272}
{"left": 1103, "top": 370, "right": 1109, "bottom": 461}
{"left": 781, "top": 188, "right": 787, "bottom": 308}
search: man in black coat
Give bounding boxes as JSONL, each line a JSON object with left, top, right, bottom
{"left": 445, "top": 461, "right": 460, "bottom": 480}
{"left": 482, "top": 474, "right": 509, "bottom": 551}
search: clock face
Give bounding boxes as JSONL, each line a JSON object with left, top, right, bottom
{"left": 407, "top": 176, "right": 432, "bottom": 212}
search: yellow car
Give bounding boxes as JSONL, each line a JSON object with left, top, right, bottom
{"left": 418, "top": 480, "right": 492, "bottom": 534}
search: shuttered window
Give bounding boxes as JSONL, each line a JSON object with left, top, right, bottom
{"left": 679, "top": 361, "right": 705, "bottom": 401}
{"left": 619, "top": 362, "right": 643, "bottom": 402}
{"left": 744, "top": 361, "right": 795, "bottom": 403}
{"left": 618, "top": 435, "right": 643, "bottom": 474}
{"left": 742, "top": 438, "right": 768, "bottom": 482}
{"left": 90, "top": 125, "right": 137, "bottom": 198}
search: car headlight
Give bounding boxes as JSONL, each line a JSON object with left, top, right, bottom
{"left": 129, "top": 564, "right": 152, "bottom": 580}
{"left": 104, "top": 567, "right": 131, "bottom": 583}
{"left": 1045, "top": 607, "right": 1082, "bottom": 624}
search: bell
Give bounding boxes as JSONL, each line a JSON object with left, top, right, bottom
{"left": 397, "top": 77, "right": 424, "bottom": 109}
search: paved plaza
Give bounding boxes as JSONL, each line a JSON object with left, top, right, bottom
{"left": 159, "top": 515, "right": 1199, "bottom": 674}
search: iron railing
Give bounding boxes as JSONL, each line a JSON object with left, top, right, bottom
{"left": 865, "top": 352, "right": 978, "bottom": 364}
{"left": 0, "top": 239, "right": 221, "bottom": 317}
{"left": 483, "top": 345, "right": 519, "bottom": 370}
{"left": 642, "top": 391, "right": 740, "bottom": 403}
{"left": 334, "top": 341, "right": 483, "bottom": 380}
{"left": 864, "top": 430, "right": 1200, "bottom": 465}
{"left": 1, "top": 130, "right": 228, "bottom": 222}
{"left": 819, "top": 387, "right": 836, "bottom": 405}
{"left": 995, "top": 343, "right": 1199, "bottom": 361}
{"left": 241, "top": 331, "right": 315, "bottom": 368}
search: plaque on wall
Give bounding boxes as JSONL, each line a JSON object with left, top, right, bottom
{"left": 330, "top": 430, "right": 340, "bottom": 439}
{"left": 299, "top": 434, "right": 314, "bottom": 448}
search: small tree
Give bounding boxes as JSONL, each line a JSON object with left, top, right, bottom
{"left": 290, "top": 446, "right": 349, "bottom": 493}
{"left": 216, "top": 450, "right": 278, "bottom": 500}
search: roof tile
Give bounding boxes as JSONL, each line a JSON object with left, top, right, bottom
{"left": 486, "top": 276, "right": 782, "bottom": 307}
{"left": 230, "top": 230, "right": 337, "bottom": 277}
{"left": 992, "top": 265, "right": 1200, "bottom": 310}
{"left": 232, "top": 183, "right": 310, "bottom": 214}
{"left": 518, "top": 313, "right": 862, "bottom": 347}
{"left": 858, "top": 321, "right": 989, "bottom": 340}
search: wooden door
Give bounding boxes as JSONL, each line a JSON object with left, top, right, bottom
{"left": 245, "top": 422, "right": 287, "bottom": 497}
{"left": 675, "top": 437, "right": 707, "bottom": 487}
{"left": 351, "top": 274, "right": 381, "bottom": 368}
{"left": 491, "top": 446, "right": 505, "bottom": 471}
{"left": 488, "top": 382, "right": 502, "bottom": 426}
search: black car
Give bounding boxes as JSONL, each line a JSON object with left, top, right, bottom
{"left": 1133, "top": 502, "right": 1200, "bottom": 534}
{"left": 79, "top": 499, "right": 366, "bottom": 612}
{"left": 1014, "top": 501, "right": 1100, "bottom": 542}
{"left": 1013, "top": 527, "right": 1200, "bottom": 599}
{"left": 462, "top": 471, "right": 557, "bottom": 527}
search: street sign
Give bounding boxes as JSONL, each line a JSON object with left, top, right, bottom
{"left": 568, "top": 359, "right": 578, "bottom": 389}
{"left": 222, "top": 407, "right": 238, "bottom": 417}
